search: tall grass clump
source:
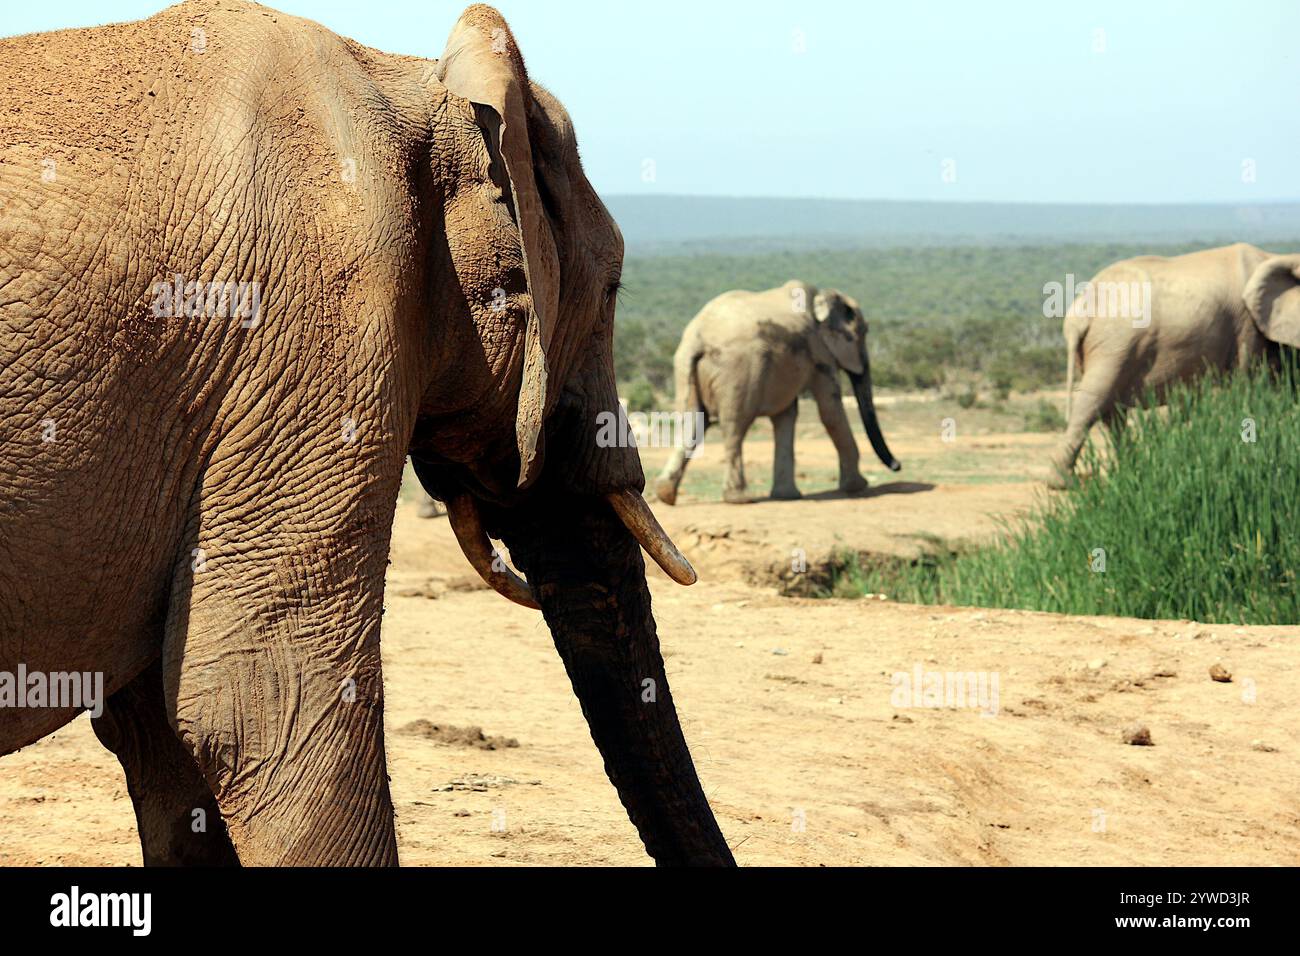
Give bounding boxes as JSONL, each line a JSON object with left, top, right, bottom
{"left": 839, "top": 358, "right": 1298, "bottom": 624}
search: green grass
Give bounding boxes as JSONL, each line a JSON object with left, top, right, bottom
{"left": 826, "top": 360, "right": 1299, "bottom": 625}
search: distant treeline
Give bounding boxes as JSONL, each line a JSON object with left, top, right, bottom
{"left": 606, "top": 195, "right": 1300, "bottom": 253}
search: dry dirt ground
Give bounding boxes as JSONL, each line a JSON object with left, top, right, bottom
{"left": 2, "top": 399, "right": 1296, "bottom": 866}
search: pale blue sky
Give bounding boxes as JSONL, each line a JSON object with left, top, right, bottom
{"left": 6, "top": 1, "right": 1297, "bottom": 203}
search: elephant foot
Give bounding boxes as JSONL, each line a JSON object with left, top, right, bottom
{"left": 723, "top": 488, "right": 756, "bottom": 505}
{"left": 770, "top": 485, "right": 802, "bottom": 501}
{"left": 840, "top": 475, "right": 869, "bottom": 496}
{"left": 654, "top": 478, "right": 679, "bottom": 506}
{"left": 417, "top": 497, "right": 445, "bottom": 518}
{"left": 1044, "top": 470, "right": 1072, "bottom": 491}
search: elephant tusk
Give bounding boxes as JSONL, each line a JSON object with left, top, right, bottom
{"left": 444, "top": 494, "right": 541, "bottom": 610}
{"left": 606, "top": 490, "right": 697, "bottom": 586}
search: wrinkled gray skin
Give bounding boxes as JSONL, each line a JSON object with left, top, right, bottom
{"left": 655, "top": 281, "right": 900, "bottom": 504}
{"left": 1049, "top": 243, "right": 1300, "bottom": 487}
{"left": 0, "top": 2, "right": 733, "bottom": 866}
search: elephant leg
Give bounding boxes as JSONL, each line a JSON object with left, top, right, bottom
{"left": 1048, "top": 363, "right": 1122, "bottom": 488}
{"left": 769, "top": 401, "right": 801, "bottom": 499}
{"left": 417, "top": 492, "right": 444, "bottom": 518}
{"left": 654, "top": 410, "right": 708, "bottom": 506}
{"left": 167, "top": 587, "right": 397, "bottom": 865}
{"left": 719, "top": 413, "right": 755, "bottom": 503}
{"left": 92, "top": 660, "right": 239, "bottom": 866}
{"left": 810, "top": 373, "right": 867, "bottom": 494}
{"left": 163, "top": 476, "right": 400, "bottom": 866}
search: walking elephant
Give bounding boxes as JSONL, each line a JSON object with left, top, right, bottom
{"left": 654, "top": 281, "right": 900, "bottom": 504}
{"left": 0, "top": 1, "right": 733, "bottom": 866}
{"left": 1048, "top": 243, "right": 1300, "bottom": 486}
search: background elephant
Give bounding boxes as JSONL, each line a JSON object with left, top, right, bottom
{"left": 0, "top": 1, "right": 732, "bottom": 866}
{"left": 1049, "top": 243, "right": 1300, "bottom": 485}
{"left": 416, "top": 491, "right": 445, "bottom": 519}
{"left": 654, "top": 280, "right": 900, "bottom": 504}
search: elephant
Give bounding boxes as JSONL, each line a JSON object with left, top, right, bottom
{"left": 654, "top": 280, "right": 900, "bottom": 505}
{"left": 0, "top": 1, "right": 734, "bottom": 866}
{"left": 1048, "top": 243, "right": 1300, "bottom": 486}
{"left": 416, "top": 491, "right": 446, "bottom": 519}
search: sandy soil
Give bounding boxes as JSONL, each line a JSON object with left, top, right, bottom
{"left": 2, "top": 410, "right": 1296, "bottom": 866}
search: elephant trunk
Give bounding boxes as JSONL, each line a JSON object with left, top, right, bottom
{"left": 496, "top": 495, "right": 735, "bottom": 866}
{"left": 849, "top": 364, "right": 901, "bottom": 471}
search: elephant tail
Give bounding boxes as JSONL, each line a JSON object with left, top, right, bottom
{"left": 1065, "top": 333, "right": 1076, "bottom": 422}
{"left": 673, "top": 336, "right": 705, "bottom": 417}
{"left": 1063, "top": 311, "right": 1085, "bottom": 423}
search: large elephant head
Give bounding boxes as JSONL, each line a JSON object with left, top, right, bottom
{"left": 812, "top": 288, "right": 902, "bottom": 472}
{"left": 1244, "top": 255, "right": 1300, "bottom": 349}
{"left": 406, "top": 6, "right": 733, "bottom": 865}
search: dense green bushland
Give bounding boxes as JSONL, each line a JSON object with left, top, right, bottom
{"left": 824, "top": 360, "right": 1299, "bottom": 625}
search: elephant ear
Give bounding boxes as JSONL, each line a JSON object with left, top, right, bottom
{"left": 812, "top": 290, "right": 837, "bottom": 323}
{"left": 1244, "top": 255, "right": 1300, "bottom": 348}
{"left": 812, "top": 290, "right": 864, "bottom": 374}
{"left": 438, "top": 6, "right": 559, "bottom": 487}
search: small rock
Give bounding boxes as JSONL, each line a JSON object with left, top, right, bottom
{"left": 812, "top": 652, "right": 824, "bottom": 664}
{"left": 771, "top": 647, "right": 788, "bottom": 656}
{"left": 1251, "top": 740, "right": 1278, "bottom": 753}
{"left": 892, "top": 713, "right": 914, "bottom": 723}
{"left": 1088, "top": 658, "right": 1107, "bottom": 671}
{"left": 1121, "top": 722, "right": 1153, "bottom": 746}
{"left": 828, "top": 696, "right": 843, "bottom": 705}
{"left": 1209, "top": 662, "right": 1233, "bottom": 683}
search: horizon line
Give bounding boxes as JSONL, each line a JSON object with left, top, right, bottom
{"left": 602, "top": 194, "right": 1300, "bottom": 208}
